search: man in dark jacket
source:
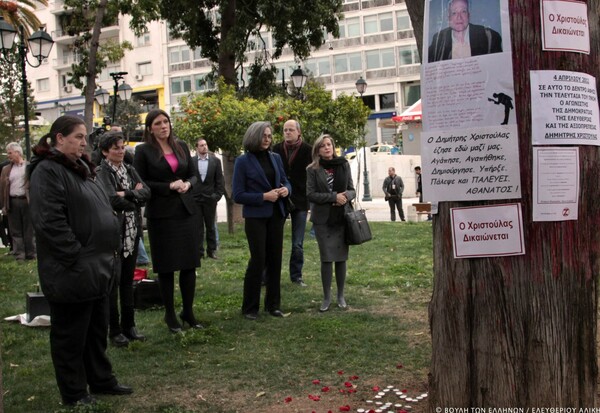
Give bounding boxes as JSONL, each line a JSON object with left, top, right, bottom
{"left": 272, "top": 120, "right": 312, "bottom": 286}
{"left": 382, "top": 167, "right": 405, "bottom": 222}
{"left": 428, "top": 0, "right": 502, "bottom": 62}
{"left": 192, "top": 138, "right": 224, "bottom": 259}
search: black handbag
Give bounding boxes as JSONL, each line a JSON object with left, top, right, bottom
{"left": 344, "top": 204, "right": 372, "bottom": 245}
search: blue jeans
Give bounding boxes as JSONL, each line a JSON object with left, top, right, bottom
{"left": 289, "top": 209, "right": 308, "bottom": 282}
{"left": 136, "top": 238, "right": 150, "bottom": 265}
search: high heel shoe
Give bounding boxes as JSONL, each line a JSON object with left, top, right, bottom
{"left": 319, "top": 300, "right": 331, "bottom": 312}
{"left": 164, "top": 315, "right": 182, "bottom": 334}
{"left": 179, "top": 312, "right": 205, "bottom": 329}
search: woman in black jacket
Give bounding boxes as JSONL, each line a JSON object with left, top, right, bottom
{"left": 96, "top": 131, "right": 150, "bottom": 346}
{"left": 306, "top": 134, "right": 356, "bottom": 312}
{"left": 28, "top": 115, "right": 132, "bottom": 406}
{"left": 133, "top": 109, "right": 202, "bottom": 333}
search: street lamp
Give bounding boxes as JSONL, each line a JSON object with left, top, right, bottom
{"left": 282, "top": 65, "right": 308, "bottom": 99}
{"left": 355, "top": 76, "right": 372, "bottom": 201}
{"left": 0, "top": 18, "right": 54, "bottom": 160}
{"left": 94, "top": 72, "right": 132, "bottom": 124}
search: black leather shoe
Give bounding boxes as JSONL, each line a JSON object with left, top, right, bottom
{"left": 179, "top": 312, "right": 205, "bottom": 329}
{"left": 110, "top": 333, "right": 129, "bottom": 348}
{"left": 90, "top": 384, "right": 133, "bottom": 395}
{"left": 244, "top": 313, "right": 258, "bottom": 320}
{"left": 207, "top": 251, "right": 218, "bottom": 259}
{"left": 64, "top": 394, "right": 96, "bottom": 406}
{"left": 269, "top": 309, "right": 284, "bottom": 318}
{"left": 124, "top": 327, "right": 146, "bottom": 341}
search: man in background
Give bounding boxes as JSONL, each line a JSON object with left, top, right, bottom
{"left": 192, "top": 139, "right": 224, "bottom": 259}
{"left": 273, "top": 120, "right": 312, "bottom": 287}
{"left": 382, "top": 167, "right": 405, "bottom": 222}
{"left": 0, "top": 142, "right": 35, "bottom": 260}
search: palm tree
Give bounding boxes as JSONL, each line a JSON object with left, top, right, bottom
{"left": 0, "top": 0, "right": 49, "bottom": 38}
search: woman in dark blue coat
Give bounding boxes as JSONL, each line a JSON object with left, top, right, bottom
{"left": 133, "top": 109, "right": 202, "bottom": 333}
{"left": 28, "top": 115, "right": 132, "bottom": 406}
{"left": 233, "top": 121, "right": 292, "bottom": 320}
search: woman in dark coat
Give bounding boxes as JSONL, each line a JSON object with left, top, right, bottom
{"left": 232, "top": 121, "right": 292, "bottom": 320}
{"left": 28, "top": 115, "right": 132, "bottom": 406}
{"left": 96, "top": 131, "right": 150, "bottom": 346}
{"left": 133, "top": 109, "right": 202, "bottom": 333}
{"left": 306, "top": 134, "right": 356, "bottom": 312}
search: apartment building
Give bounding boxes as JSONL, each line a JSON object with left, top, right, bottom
{"left": 30, "top": 0, "right": 420, "bottom": 145}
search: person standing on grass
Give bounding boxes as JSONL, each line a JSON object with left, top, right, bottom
{"left": 134, "top": 109, "right": 203, "bottom": 333}
{"left": 233, "top": 121, "right": 292, "bottom": 320}
{"left": 28, "top": 115, "right": 133, "bottom": 407}
{"left": 382, "top": 167, "right": 405, "bottom": 222}
{"left": 0, "top": 142, "right": 36, "bottom": 261}
{"left": 307, "top": 134, "right": 356, "bottom": 312}
{"left": 96, "top": 131, "right": 150, "bottom": 348}
{"left": 192, "top": 138, "right": 224, "bottom": 260}
{"left": 272, "top": 119, "right": 312, "bottom": 287}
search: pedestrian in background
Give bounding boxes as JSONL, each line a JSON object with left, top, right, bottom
{"left": 382, "top": 166, "right": 405, "bottom": 222}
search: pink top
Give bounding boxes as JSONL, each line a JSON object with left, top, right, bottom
{"left": 164, "top": 153, "right": 179, "bottom": 173}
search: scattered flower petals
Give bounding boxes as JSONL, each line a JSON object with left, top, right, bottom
{"left": 321, "top": 386, "right": 330, "bottom": 392}
{"left": 337, "top": 370, "right": 344, "bottom": 375}
{"left": 339, "top": 389, "right": 346, "bottom": 393}
{"left": 372, "top": 386, "right": 381, "bottom": 392}
{"left": 402, "top": 389, "right": 407, "bottom": 393}
{"left": 340, "top": 406, "right": 351, "bottom": 412}
{"left": 344, "top": 381, "right": 353, "bottom": 388}
{"left": 349, "top": 375, "right": 359, "bottom": 380}
{"left": 368, "top": 410, "right": 376, "bottom": 413}
{"left": 348, "top": 388, "right": 357, "bottom": 393}
{"left": 284, "top": 397, "right": 292, "bottom": 403}
{"left": 312, "top": 379, "right": 321, "bottom": 385}
{"left": 308, "top": 394, "right": 321, "bottom": 401}
{"left": 396, "top": 364, "right": 403, "bottom": 369}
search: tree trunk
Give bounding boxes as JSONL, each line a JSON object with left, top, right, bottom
{"left": 83, "top": 0, "right": 108, "bottom": 146}
{"left": 427, "top": 0, "right": 599, "bottom": 408}
{"left": 218, "top": 0, "right": 237, "bottom": 87}
{"left": 404, "top": 0, "right": 424, "bottom": 61}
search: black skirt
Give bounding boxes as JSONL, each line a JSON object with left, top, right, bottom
{"left": 147, "top": 213, "right": 201, "bottom": 273}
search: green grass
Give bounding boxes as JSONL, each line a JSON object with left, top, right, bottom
{"left": 0, "top": 221, "right": 433, "bottom": 413}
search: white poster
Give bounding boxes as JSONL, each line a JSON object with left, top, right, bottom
{"left": 451, "top": 203, "right": 525, "bottom": 259}
{"left": 421, "top": 124, "right": 521, "bottom": 203}
{"left": 530, "top": 70, "right": 600, "bottom": 145}
{"left": 533, "top": 147, "right": 579, "bottom": 221}
{"left": 422, "top": 0, "right": 516, "bottom": 132}
{"left": 541, "top": 0, "right": 590, "bottom": 54}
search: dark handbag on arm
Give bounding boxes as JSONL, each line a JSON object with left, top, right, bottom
{"left": 344, "top": 202, "right": 372, "bottom": 245}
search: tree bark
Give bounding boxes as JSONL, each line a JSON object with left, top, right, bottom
{"left": 425, "top": 0, "right": 599, "bottom": 408}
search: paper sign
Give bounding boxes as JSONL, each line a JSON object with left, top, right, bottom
{"left": 451, "top": 203, "right": 525, "bottom": 258}
{"left": 533, "top": 147, "right": 579, "bottom": 221}
{"left": 421, "top": 124, "right": 521, "bottom": 203}
{"left": 531, "top": 70, "right": 600, "bottom": 145}
{"left": 541, "top": 0, "right": 590, "bottom": 54}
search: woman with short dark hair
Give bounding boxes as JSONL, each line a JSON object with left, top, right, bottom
{"left": 133, "top": 109, "right": 202, "bottom": 333}
{"left": 232, "top": 121, "right": 292, "bottom": 320}
{"left": 96, "top": 131, "right": 150, "bottom": 346}
{"left": 28, "top": 115, "right": 132, "bottom": 406}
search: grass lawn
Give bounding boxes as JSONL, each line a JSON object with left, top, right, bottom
{"left": 0, "top": 221, "right": 433, "bottom": 413}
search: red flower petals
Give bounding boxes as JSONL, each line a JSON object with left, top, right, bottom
{"left": 284, "top": 396, "right": 292, "bottom": 403}
{"left": 339, "top": 406, "right": 351, "bottom": 411}
{"left": 321, "top": 386, "right": 330, "bottom": 392}
{"left": 308, "top": 394, "right": 321, "bottom": 401}
{"left": 372, "top": 386, "right": 381, "bottom": 392}
{"left": 396, "top": 364, "right": 403, "bottom": 369}
{"left": 344, "top": 382, "right": 353, "bottom": 388}
{"left": 337, "top": 370, "right": 344, "bottom": 375}
{"left": 312, "top": 379, "right": 321, "bottom": 385}
{"left": 347, "top": 388, "right": 357, "bottom": 393}
{"left": 349, "top": 375, "right": 359, "bottom": 380}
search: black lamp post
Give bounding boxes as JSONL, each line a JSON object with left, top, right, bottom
{"left": 282, "top": 65, "right": 308, "bottom": 99}
{"left": 355, "top": 76, "right": 372, "bottom": 201}
{"left": 0, "top": 17, "right": 54, "bottom": 160}
{"left": 94, "top": 71, "right": 132, "bottom": 124}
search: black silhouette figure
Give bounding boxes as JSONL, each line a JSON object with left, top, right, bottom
{"left": 488, "top": 93, "right": 514, "bottom": 125}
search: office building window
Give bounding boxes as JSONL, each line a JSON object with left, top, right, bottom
{"left": 366, "top": 48, "right": 395, "bottom": 70}
{"left": 136, "top": 31, "right": 151, "bottom": 47}
{"left": 194, "top": 74, "right": 215, "bottom": 91}
{"left": 339, "top": 17, "right": 360, "bottom": 38}
{"left": 397, "top": 11, "right": 412, "bottom": 31}
{"left": 171, "top": 76, "right": 192, "bottom": 94}
{"left": 334, "top": 52, "right": 362, "bottom": 74}
{"left": 398, "top": 45, "right": 420, "bottom": 66}
{"left": 379, "top": 93, "right": 396, "bottom": 110}
{"left": 403, "top": 83, "right": 421, "bottom": 106}
{"left": 168, "top": 45, "right": 190, "bottom": 65}
{"left": 364, "top": 12, "right": 394, "bottom": 35}
{"left": 137, "top": 62, "right": 153, "bottom": 76}
{"left": 37, "top": 78, "right": 50, "bottom": 92}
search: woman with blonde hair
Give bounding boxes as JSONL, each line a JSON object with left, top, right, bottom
{"left": 306, "top": 134, "right": 355, "bottom": 312}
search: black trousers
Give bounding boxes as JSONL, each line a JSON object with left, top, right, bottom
{"left": 388, "top": 197, "right": 405, "bottom": 221}
{"left": 49, "top": 296, "right": 117, "bottom": 404}
{"left": 196, "top": 200, "right": 218, "bottom": 255}
{"left": 7, "top": 197, "right": 35, "bottom": 258}
{"left": 242, "top": 211, "right": 285, "bottom": 314}
{"left": 109, "top": 239, "right": 139, "bottom": 336}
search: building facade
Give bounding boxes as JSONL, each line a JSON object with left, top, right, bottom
{"left": 30, "top": 0, "right": 420, "bottom": 145}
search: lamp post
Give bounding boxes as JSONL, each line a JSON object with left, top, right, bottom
{"left": 282, "top": 65, "right": 308, "bottom": 100}
{"left": 94, "top": 72, "right": 132, "bottom": 125}
{"left": 355, "top": 76, "right": 372, "bottom": 201}
{"left": 0, "top": 18, "right": 54, "bottom": 160}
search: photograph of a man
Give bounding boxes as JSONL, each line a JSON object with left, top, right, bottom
{"left": 428, "top": 0, "right": 502, "bottom": 63}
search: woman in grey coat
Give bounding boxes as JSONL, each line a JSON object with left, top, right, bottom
{"left": 306, "top": 134, "right": 355, "bottom": 312}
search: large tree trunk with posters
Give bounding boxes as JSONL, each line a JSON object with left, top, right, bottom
{"left": 402, "top": 0, "right": 600, "bottom": 408}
